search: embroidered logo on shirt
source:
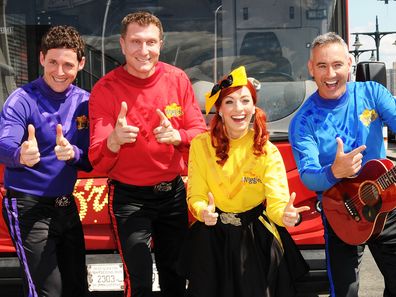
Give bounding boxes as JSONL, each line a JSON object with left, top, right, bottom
{"left": 242, "top": 174, "right": 262, "bottom": 184}
{"left": 164, "top": 103, "right": 183, "bottom": 119}
{"left": 76, "top": 115, "right": 89, "bottom": 130}
{"left": 359, "top": 109, "right": 378, "bottom": 127}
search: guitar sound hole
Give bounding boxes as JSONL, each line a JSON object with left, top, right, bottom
{"left": 362, "top": 199, "right": 382, "bottom": 222}
{"left": 360, "top": 182, "right": 380, "bottom": 207}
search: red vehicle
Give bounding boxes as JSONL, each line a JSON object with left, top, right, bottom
{"left": 0, "top": 0, "right": 349, "bottom": 296}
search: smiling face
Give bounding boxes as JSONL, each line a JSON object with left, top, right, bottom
{"left": 308, "top": 42, "right": 352, "bottom": 99}
{"left": 40, "top": 48, "right": 85, "bottom": 93}
{"left": 219, "top": 86, "right": 255, "bottom": 139}
{"left": 120, "top": 23, "right": 163, "bottom": 79}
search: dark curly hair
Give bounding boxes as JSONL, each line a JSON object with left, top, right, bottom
{"left": 40, "top": 25, "right": 85, "bottom": 62}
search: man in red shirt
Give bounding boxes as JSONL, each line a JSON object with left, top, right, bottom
{"left": 88, "top": 11, "right": 206, "bottom": 297}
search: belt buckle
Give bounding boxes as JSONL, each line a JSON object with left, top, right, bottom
{"left": 220, "top": 212, "right": 242, "bottom": 226}
{"left": 54, "top": 196, "right": 71, "bottom": 207}
{"left": 153, "top": 182, "right": 172, "bottom": 193}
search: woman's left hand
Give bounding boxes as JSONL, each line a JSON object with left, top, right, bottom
{"left": 282, "top": 192, "right": 310, "bottom": 227}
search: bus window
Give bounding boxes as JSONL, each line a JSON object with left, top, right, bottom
{"left": 1, "top": 0, "right": 338, "bottom": 128}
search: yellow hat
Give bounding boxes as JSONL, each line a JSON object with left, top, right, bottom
{"left": 204, "top": 66, "right": 248, "bottom": 115}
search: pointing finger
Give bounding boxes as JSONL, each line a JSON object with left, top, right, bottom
{"left": 156, "top": 109, "right": 171, "bottom": 128}
{"left": 295, "top": 206, "right": 311, "bottom": 214}
{"left": 349, "top": 144, "right": 366, "bottom": 156}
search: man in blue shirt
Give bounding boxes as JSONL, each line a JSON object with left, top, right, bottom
{"left": 0, "top": 26, "right": 90, "bottom": 297}
{"left": 289, "top": 32, "right": 396, "bottom": 297}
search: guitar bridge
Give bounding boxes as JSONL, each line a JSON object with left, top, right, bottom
{"left": 344, "top": 199, "right": 361, "bottom": 222}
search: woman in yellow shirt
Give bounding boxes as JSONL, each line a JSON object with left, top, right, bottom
{"left": 182, "top": 66, "right": 310, "bottom": 297}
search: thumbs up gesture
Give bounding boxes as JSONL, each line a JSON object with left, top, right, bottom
{"left": 153, "top": 109, "right": 181, "bottom": 145}
{"left": 331, "top": 137, "right": 366, "bottom": 178}
{"left": 107, "top": 101, "right": 139, "bottom": 153}
{"left": 20, "top": 124, "right": 40, "bottom": 167}
{"left": 282, "top": 192, "right": 310, "bottom": 227}
{"left": 54, "top": 124, "right": 75, "bottom": 161}
{"left": 200, "top": 192, "right": 219, "bottom": 226}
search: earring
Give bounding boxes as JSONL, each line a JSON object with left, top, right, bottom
{"left": 218, "top": 112, "right": 224, "bottom": 123}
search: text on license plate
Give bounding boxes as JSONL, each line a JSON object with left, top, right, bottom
{"left": 87, "top": 263, "right": 124, "bottom": 291}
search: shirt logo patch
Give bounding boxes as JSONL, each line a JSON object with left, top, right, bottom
{"left": 359, "top": 109, "right": 378, "bottom": 127}
{"left": 241, "top": 174, "right": 262, "bottom": 184}
{"left": 76, "top": 115, "right": 89, "bottom": 130}
{"left": 164, "top": 103, "right": 183, "bottom": 119}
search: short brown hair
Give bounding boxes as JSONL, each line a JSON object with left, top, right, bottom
{"left": 121, "top": 11, "right": 163, "bottom": 40}
{"left": 41, "top": 25, "right": 85, "bottom": 62}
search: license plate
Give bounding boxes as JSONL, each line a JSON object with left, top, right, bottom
{"left": 87, "top": 263, "right": 124, "bottom": 291}
{"left": 86, "top": 259, "right": 161, "bottom": 292}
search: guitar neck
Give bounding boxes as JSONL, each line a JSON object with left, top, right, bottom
{"left": 378, "top": 166, "right": 396, "bottom": 190}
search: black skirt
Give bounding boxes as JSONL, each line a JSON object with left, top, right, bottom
{"left": 178, "top": 205, "right": 308, "bottom": 297}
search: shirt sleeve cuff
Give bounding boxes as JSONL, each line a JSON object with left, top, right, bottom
{"left": 180, "top": 129, "right": 188, "bottom": 144}
{"left": 66, "top": 145, "right": 81, "bottom": 165}
{"left": 190, "top": 201, "right": 207, "bottom": 222}
{"left": 324, "top": 164, "right": 341, "bottom": 185}
{"left": 100, "top": 139, "right": 119, "bottom": 158}
{"left": 176, "top": 129, "right": 189, "bottom": 151}
{"left": 13, "top": 147, "right": 25, "bottom": 168}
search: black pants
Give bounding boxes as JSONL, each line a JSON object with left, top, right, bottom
{"left": 2, "top": 193, "right": 87, "bottom": 297}
{"left": 108, "top": 176, "right": 188, "bottom": 297}
{"left": 323, "top": 209, "right": 396, "bottom": 297}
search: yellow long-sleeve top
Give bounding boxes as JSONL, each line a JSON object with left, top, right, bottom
{"left": 187, "top": 129, "right": 289, "bottom": 227}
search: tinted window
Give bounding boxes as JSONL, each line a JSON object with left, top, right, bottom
{"left": 1, "top": 0, "right": 336, "bottom": 127}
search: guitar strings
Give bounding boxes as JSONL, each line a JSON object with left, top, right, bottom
{"left": 342, "top": 165, "right": 396, "bottom": 208}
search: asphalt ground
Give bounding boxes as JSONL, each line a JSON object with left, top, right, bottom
{"left": 318, "top": 249, "right": 384, "bottom": 297}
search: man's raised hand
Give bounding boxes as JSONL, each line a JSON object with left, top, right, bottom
{"left": 20, "top": 124, "right": 40, "bottom": 167}
{"left": 54, "top": 124, "right": 75, "bottom": 161}
{"left": 331, "top": 137, "right": 366, "bottom": 179}
{"left": 153, "top": 109, "right": 181, "bottom": 145}
{"left": 107, "top": 101, "right": 139, "bottom": 153}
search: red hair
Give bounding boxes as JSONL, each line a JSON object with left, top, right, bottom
{"left": 209, "top": 80, "right": 269, "bottom": 166}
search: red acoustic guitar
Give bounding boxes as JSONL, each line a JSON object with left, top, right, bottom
{"left": 322, "top": 159, "right": 396, "bottom": 245}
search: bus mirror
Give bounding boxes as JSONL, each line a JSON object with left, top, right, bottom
{"left": 355, "top": 61, "right": 387, "bottom": 88}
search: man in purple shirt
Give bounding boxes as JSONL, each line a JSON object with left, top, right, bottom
{"left": 0, "top": 26, "right": 90, "bottom": 297}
